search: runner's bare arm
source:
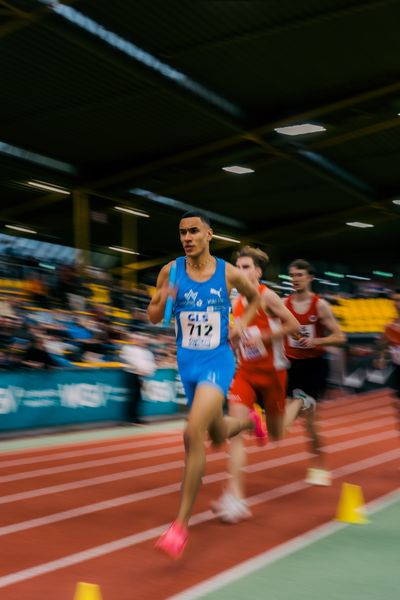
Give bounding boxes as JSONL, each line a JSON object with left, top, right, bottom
{"left": 261, "top": 289, "right": 300, "bottom": 340}
{"left": 226, "top": 263, "right": 260, "bottom": 335}
{"left": 313, "top": 298, "right": 346, "bottom": 347}
{"left": 147, "top": 262, "right": 174, "bottom": 324}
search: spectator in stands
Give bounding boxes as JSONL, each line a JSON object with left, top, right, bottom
{"left": 120, "top": 332, "right": 156, "bottom": 424}
{"left": 23, "top": 335, "right": 59, "bottom": 369}
{"left": 28, "top": 272, "right": 50, "bottom": 309}
{"left": 43, "top": 333, "right": 74, "bottom": 367}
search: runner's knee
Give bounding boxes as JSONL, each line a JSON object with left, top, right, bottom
{"left": 183, "top": 427, "right": 204, "bottom": 452}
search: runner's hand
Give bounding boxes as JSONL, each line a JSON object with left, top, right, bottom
{"left": 298, "top": 337, "right": 317, "bottom": 349}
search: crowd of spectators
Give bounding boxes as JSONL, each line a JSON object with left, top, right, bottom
{"left": 0, "top": 256, "right": 176, "bottom": 372}
{"left": 0, "top": 253, "right": 396, "bottom": 378}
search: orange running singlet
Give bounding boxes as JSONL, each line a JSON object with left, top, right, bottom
{"left": 234, "top": 284, "right": 287, "bottom": 372}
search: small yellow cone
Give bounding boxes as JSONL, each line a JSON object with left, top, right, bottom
{"left": 73, "top": 582, "right": 103, "bottom": 600}
{"left": 336, "top": 482, "right": 369, "bottom": 524}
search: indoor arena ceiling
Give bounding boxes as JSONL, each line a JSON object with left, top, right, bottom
{"left": 0, "top": 0, "right": 400, "bottom": 279}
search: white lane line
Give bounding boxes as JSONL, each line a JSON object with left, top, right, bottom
{"left": 318, "top": 402, "right": 394, "bottom": 427}
{"left": 0, "top": 461, "right": 187, "bottom": 505}
{"left": 321, "top": 415, "right": 394, "bottom": 438}
{"left": 333, "top": 451, "right": 400, "bottom": 478}
{"left": 274, "top": 411, "right": 394, "bottom": 443}
{"left": 0, "top": 443, "right": 186, "bottom": 483}
{"left": 0, "top": 449, "right": 398, "bottom": 590}
{"left": 244, "top": 430, "right": 398, "bottom": 473}
{"left": 1, "top": 431, "right": 398, "bottom": 536}
{"left": 313, "top": 390, "right": 389, "bottom": 415}
{"left": 2, "top": 397, "right": 393, "bottom": 483}
{"left": 247, "top": 449, "right": 399, "bottom": 508}
{"left": 318, "top": 405, "right": 394, "bottom": 428}
{"left": 0, "top": 415, "right": 396, "bottom": 505}
{"left": 0, "top": 456, "right": 314, "bottom": 537}
{"left": 167, "top": 488, "right": 400, "bottom": 600}
{"left": 0, "top": 423, "right": 185, "bottom": 455}
{"left": 0, "top": 435, "right": 182, "bottom": 469}
{"left": 319, "top": 395, "right": 391, "bottom": 417}
{"left": 324, "top": 429, "right": 399, "bottom": 453}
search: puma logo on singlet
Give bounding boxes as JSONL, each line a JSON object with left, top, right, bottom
{"left": 210, "top": 287, "right": 222, "bottom": 300}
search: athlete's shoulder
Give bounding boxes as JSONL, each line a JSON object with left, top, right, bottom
{"left": 315, "top": 296, "right": 331, "bottom": 314}
{"left": 261, "top": 286, "right": 281, "bottom": 305}
{"left": 284, "top": 294, "right": 294, "bottom": 306}
{"left": 225, "top": 261, "right": 240, "bottom": 282}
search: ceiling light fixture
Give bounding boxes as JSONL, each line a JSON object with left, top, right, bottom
{"left": 222, "top": 166, "right": 254, "bottom": 175}
{"left": 27, "top": 181, "right": 70, "bottom": 195}
{"left": 346, "top": 222, "right": 374, "bottom": 228}
{"left": 114, "top": 206, "right": 150, "bottom": 218}
{"left": 324, "top": 271, "right": 345, "bottom": 279}
{"left": 372, "top": 270, "right": 393, "bottom": 278}
{"left": 5, "top": 224, "right": 37, "bottom": 234}
{"left": 322, "top": 281, "right": 340, "bottom": 287}
{"left": 346, "top": 275, "right": 371, "bottom": 281}
{"left": 109, "top": 246, "right": 140, "bottom": 255}
{"left": 212, "top": 233, "right": 241, "bottom": 244}
{"left": 274, "top": 124, "right": 326, "bottom": 136}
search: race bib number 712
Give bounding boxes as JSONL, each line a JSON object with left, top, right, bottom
{"left": 180, "top": 311, "right": 221, "bottom": 350}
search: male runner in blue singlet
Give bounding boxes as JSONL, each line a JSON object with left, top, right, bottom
{"left": 148, "top": 211, "right": 263, "bottom": 559}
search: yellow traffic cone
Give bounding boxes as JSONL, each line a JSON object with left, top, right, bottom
{"left": 335, "top": 482, "right": 369, "bottom": 524}
{"left": 73, "top": 582, "right": 103, "bottom": 600}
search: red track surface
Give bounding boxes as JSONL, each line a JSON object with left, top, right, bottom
{"left": 0, "top": 390, "right": 398, "bottom": 600}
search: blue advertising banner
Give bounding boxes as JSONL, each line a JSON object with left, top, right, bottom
{"left": 0, "top": 368, "right": 184, "bottom": 431}
{"left": 140, "top": 368, "right": 181, "bottom": 416}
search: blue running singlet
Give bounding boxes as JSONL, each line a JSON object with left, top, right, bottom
{"left": 173, "top": 256, "right": 235, "bottom": 406}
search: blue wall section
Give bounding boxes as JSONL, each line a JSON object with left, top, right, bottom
{"left": 0, "top": 368, "right": 182, "bottom": 431}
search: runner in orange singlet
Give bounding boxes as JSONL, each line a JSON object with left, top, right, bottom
{"left": 212, "top": 246, "right": 302, "bottom": 522}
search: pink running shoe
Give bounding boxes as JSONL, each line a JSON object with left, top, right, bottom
{"left": 155, "top": 521, "right": 188, "bottom": 559}
{"left": 250, "top": 404, "right": 268, "bottom": 446}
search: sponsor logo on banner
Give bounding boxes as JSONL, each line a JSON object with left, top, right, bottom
{"left": 0, "top": 387, "right": 23, "bottom": 414}
{"left": 58, "top": 384, "right": 107, "bottom": 408}
{"left": 0, "top": 383, "right": 127, "bottom": 414}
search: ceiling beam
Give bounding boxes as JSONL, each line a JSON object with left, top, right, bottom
{"left": 0, "top": 192, "right": 66, "bottom": 219}
{"left": 0, "top": 0, "right": 76, "bottom": 39}
{"left": 84, "top": 79, "right": 400, "bottom": 191}
{"left": 246, "top": 196, "right": 397, "bottom": 247}
{"left": 279, "top": 211, "right": 400, "bottom": 250}
{"left": 34, "top": 6, "right": 246, "bottom": 137}
{"left": 315, "top": 116, "right": 400, "bottom": 150}
{"left": 165, "top": 0, "right": 398, "bottom": 57}
{"left": 115, "top": 111, "right": 400, "bottom": 204}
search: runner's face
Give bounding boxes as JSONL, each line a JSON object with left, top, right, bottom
{"left": 179, "top": 217, "right": 212, "bottom": 258}
{"left": 236, "top": 256, "right": 261, "bottom": 285}
{"left": 289, "top": 267, "right": 313, "bottom": 293}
